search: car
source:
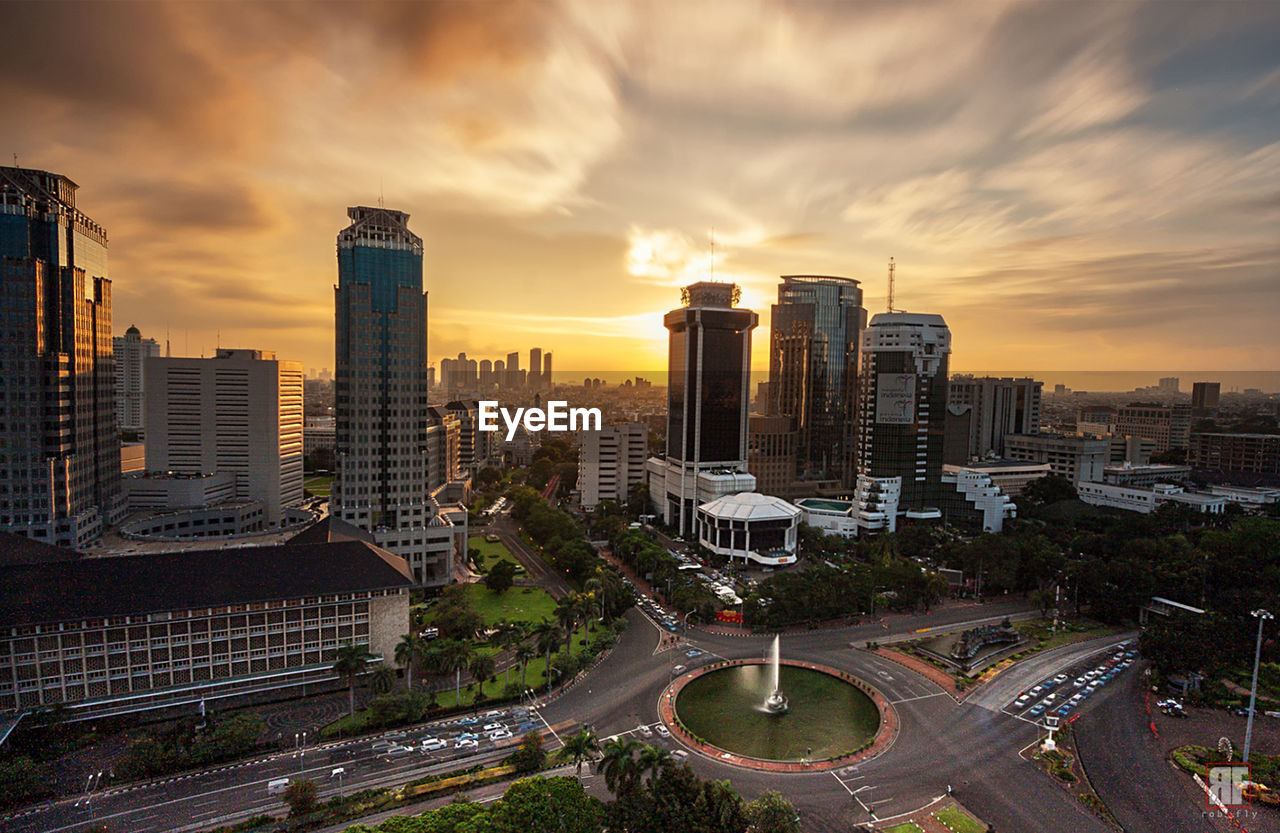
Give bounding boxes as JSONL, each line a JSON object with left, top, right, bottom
{"left": 1030, "top": 685, "right": 1045, "bottom": 695}
{"left": 673, "top": 750, "right": 689, "bottom": 761}
{"left": 455, "top": 738, "right": 479, "bottom": 749}
{"left": 421, "top": 738, "right": 447, "bottom": 751}
{"left": 1040, "top": 679, "right": 1056, "bottom": 688}
{"left": 638, "top": 724, "right": 653, "bottom": 738}
{"left": 458, "top": 717, "right": 479, "bottom": 725}
{"left": 1056, "top": 705, "right": 1071, "bottom": 715}
{"left": 458, "top": 732, "right": 479, "bottom": 741}
{"left": 1073, "top": 677, "right": 1086, "bottom": 687}
{"left": 1053, "top": 674, "right": 1068, "bottom": 684}
{"left": 1014, "top": 695, "right": 1032, "bottom": 707}
{"left": 1043, "top": 693, "right": 1058, "bottom": 704}
{"left": 686, "top": 649, "right": 702, "bottom": 657}
{"left": 656, "top": 725, "right": 671, "bottom": 737}
{"left": 483, "top": 723, "right": 504, "bottom": 732}
{"left": 371, "top": 740, "right": 396, "bottom": 752}
{"left": 516, "top": 722, "right": 538, "bottom": 731}
{"left": 672, "top": 664, "right": 687, "bottom": 674}
{"left": 385, "top": 744, "right": 414, "bottom": 756}
{"left": 1029, "top": 705, "right": 1046, "bottom": 716}
{"left": 488, "top": 729, "right": 514, "bottom": 741}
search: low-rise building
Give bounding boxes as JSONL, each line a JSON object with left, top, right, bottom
{"left": 695, "top": 492, "right": 800, "bottom": 566}
{"left": 1207, "top": 484, "right": 1280, "bottom": 506}
{"left": 795, "top": 497, "right": 860, "bottom": 537}
{"left": 1190, "top": 433, "right": 1280, "bottom": 477}
{"left": 0, "top": 534, "right": 413, "bottom": 720}
{"left": 1076, "top": 482, "right": 1227, "bottom": 515}
{"left": 1003, "top": 434, "right": 1109, "bottom": 484}
{"left": 939, "top": 469, "right": 1016, "bottom": 532}
{"left": 1102, "top": 463, "right": 1192, "bottom": 487}
{"left": 942, "top": 460, "right": 1051, "bottom": 498}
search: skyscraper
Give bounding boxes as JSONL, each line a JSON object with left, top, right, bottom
{"left": 506, "top": 351, "right": 521, "bottom": 388}
{"left": 646, "top": 282, "right": 757, "bottom": 535}
{"left": 853, "top": 313, "right": 951, "bottom": 533}
{"left": 114, "top": 324, "right": 160, "bottom": 434}
{"left": 333, "top": 206, "right": 456, "bottom": 586}
{"left": 0, "top": 166, "right": 123, "bottom": 548}
{"left": 1191, "top": 381, "right": 1221, "bottom": 416}
{"left": 529, "top": 347, "right": 543, "bottom": 390}
{"left": 543, "top": 351, "right": 553, "bottom": 389}
{"left": 945, "top": 376, "right": 1042, "bottom": 462}
{"left": 767, "top": 275, "right": 865, "bottom": 486}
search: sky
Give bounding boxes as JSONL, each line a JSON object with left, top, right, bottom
{"left": 3, "top": 0, "right": 1279, "bottom": 375}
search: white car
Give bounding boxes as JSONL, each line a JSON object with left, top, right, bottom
{"left": 638, "top": 724, "right": 653, "bottom": 738}
{"left": 483, "top": 723, "right": 504, "bottom": 733}
{"left": 385, "top": 744, "right": 413, "bottom": 756}
{"left": 1073, "top": 677, "right": 1086, "bottom": 687}
{"left": 421, "top": 738, "right": 447, "bottom": 751}
{"left": 455, "top": 738, "right": 479, "bottom": 749}
{"left": 1052, "top": 674, "right": 1068, "bottom": 684}
{"left": 1043, "top": 693, "right": 1058, "bottom": 704}
{"left": 1014, "top": 695, "right": 1032, "bottom": 707}
{"left": 371, "top": 740, "right": 396, "bottom": 752}
{"left": 656, "top": 725, "right": 671, "bottom": 737}
{"left": 488, "top": 729, "right": 514, "bottom": 741}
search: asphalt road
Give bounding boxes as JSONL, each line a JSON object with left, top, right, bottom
{"left": 5, "top": 598, "right": 1186, "bottom": 833}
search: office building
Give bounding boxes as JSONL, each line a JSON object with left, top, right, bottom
{"left": 543, "top": 352, "right": 553, "bottom": 389}
{"left": 1003, "top": 433, "right": 1109, "bottom": 484}
{"left": 767, "top": 275, "right": 866, "bottom": 485}
{"left": 506, "top": 352, "right": 521, "bottom": 388}
{"left": 1077, "top": 482, "right": 1226, "bottom": 515}
{"left": 304, "top": 416, "right": 336, "bottom": 458}
{"left": 1115, "top": 403, "right": 1192, "bottom": 454}
{"left": 851, "top": 313, "right": 951, "bottom": 533}
{"left": 529, "top": 347, "right": 543, "bottom": 390}
{"left": 0, "top": 533, "right": 412, "bottom": 720}
{"left": 333, "top": 206, "right": 456, "bottom": 587}
{"left": 579, "top": 422, "right": 648, "bottom": 510}
{"left": 747, "top": 414, "right": 798, "bottom": 498}
{"left": 144, "top": 349, "right": 303, "bottom": 524}
{"left": 1190, "top": 433, "right": 1280, "bottom": 476}
{"left": 695, "top": 492, "right": 800, "bottom": 566}
{"left": 0, "top": 166, "right": 123, "bottom": 548}
{"left": 1192, "top": 382, "right": 1221, "bottom": 417}
{"left": 114, "top": 325, "right": 160, "bottom": 433}
{"left": 446, "top": 399, "right": 491, "bottom": 476}
{"left": 947, "top": 376, "right": 1041, "bottom": 460}
{"left": 1102, "top": 462, "right": 1191, "bottom": 487}
{"left": 425, "top": 406, "right": 462, "bottom": 491}
{"left": 647, "top": 282, "right": 757, "bottom": 536}
{"left": 942, "top": 460, "right": 1051, "bottom": 498}
{"left": 1158, "top": 377, "right": 1180, "bottom": 393}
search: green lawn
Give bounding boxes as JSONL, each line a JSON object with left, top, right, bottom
{"left": 468, "top": 535, "right": 523, "bottom": 573}
{"left": 303, "top": 475, "right": 332, "bottom": 497}
{"left": 885, "top": 823, "right": 925, "bottom": 833}
{"left": 425, "top": 584, "right": 558, "bottom": 629}
{"left": 934, "top": 805, "right": 985, "bottom": 833}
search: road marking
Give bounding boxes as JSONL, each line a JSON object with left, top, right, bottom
{"left": 891, "top": 692, "right": 947, "bottom": 705}
{"left": 871, "top": 794, "right": 948, "bottom": 824}
{"left": 830, "top": 772, "right": 854, "bottom": 795}
{"left": 538, "top": 710, "right": 563, "bottom": 747}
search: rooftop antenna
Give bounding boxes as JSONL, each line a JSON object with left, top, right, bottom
{"left": 887, "top": 256, "right": 896, "bottom": 313}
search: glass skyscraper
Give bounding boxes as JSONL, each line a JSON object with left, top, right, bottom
{"left": 334, "top": 206, "right": 455, "bottom": 586}
{"left": 0, "top": 166, "right": 123, "bottom": 548}
{"left": 767, "top": 275, "right": 866, "bottom": 487}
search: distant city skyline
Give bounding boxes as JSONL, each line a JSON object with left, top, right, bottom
{"left": 3, "top": 1, "right": 1278, "bottom": 375}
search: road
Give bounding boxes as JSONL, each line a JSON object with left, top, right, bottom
{"left": 489, "top": 514, "right": 573, "bottom": 598}
{"left": 6, "top": 598, "right": 1186, "bottom": 833}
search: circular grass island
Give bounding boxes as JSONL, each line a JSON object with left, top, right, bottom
{"left": 670, "top": 661, "right": 882, "bottom": 765}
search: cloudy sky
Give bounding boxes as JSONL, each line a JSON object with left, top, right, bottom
{"left": 3, "top": 0, "right": 1278, "bottom": 375}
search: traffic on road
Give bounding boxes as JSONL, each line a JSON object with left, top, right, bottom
{"left": 1003, "top": 641, "right": 1139, "bottom": 724}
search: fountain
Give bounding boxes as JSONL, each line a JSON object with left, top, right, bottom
{"left": 763, "top": 635, "right": 789, "bottom": 713}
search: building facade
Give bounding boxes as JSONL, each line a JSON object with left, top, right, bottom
{"left": 1190, "top": 433, "right": 1280, "bottom": 476}
{"left": 1191, "top": 382, "right": 1221, "bottom": 416}
{"left": 579, "top": 422, "right": 648, "bottom": 510}
{"left": 1003, "top": 433, "right": 1109, "bottom": 484}
{"left": 1115, "top": 403, "right": 1192, "bottom": 453}
{"left": 852, "top": 312, "right": 951, "bottom": 532}
{"left": 333, "top": 206, "right": 455, "bottom": 587}
{"left": 113, "top": 325, "right": 160, "bottom": 434}
{"left": 0, "top": 166, "right": 123, "bottom": 549}
{"left": 145, "top": 349, "right": 303, "bottom": 524}
{"left": 947, "top": 376, "right": 1041, "bottom": 460}
{"left": 0, "top": 535, "right": 412, "bottom": 720}
{"left": 747, "top": 413, "right": 798, "bottom": 499}
{"left": 767, "top": 275, "right": 865, "bottom": 486}
{"left": 647, "top": 282, "right": 757, "bottom": 536}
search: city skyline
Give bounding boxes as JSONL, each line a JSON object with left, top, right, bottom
{"left": 2, "top": 1, "right": 1278, "bottom": 375}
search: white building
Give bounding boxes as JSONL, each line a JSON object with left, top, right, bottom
{"left": 1208, "top": 485, "right": 1280, "bottom": 507}
{"left": 1004, "top": 433, "right": 1109, "bottom": 484}
{"left": 144, "top": 349, "right": 303, "bottom": 524}
{"left": 939, "top": 469, "right": 1016, "bottom": 532}
{"left": 795, "top": 497, "right": 860, "bottom": 537}
{"left": 1102, "top": 463, "right": 1191, "bottom": 487}
{"left": 942, "top": 460, "right": 1051, "bottom": 498}
{"left": 304, "top": 416, "right": 336, "bottom": 457}
{"left": 580, "top": 422, "right": 648, "bottom": 510}
{"left": 113, "top": 324, "right": 160, "bottom": 434}
{"left": 1077, "top": 482, "right": 1227, "bottom": 515}
{"left": 696, "top": 492, "right": 800, "bottom": 566}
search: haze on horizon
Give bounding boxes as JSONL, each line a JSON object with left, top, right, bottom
{"left": 2, "top": 0, "right": 1278, "bottom": 375}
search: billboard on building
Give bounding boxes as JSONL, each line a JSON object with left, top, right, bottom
{"left": 876, "top": 373, "right": 916, "bottom": 424}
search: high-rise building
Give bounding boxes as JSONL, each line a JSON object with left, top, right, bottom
{"left": 747, "top": 414, "right": 797, "bottom": 498}
{"left": 543, "top": 352, "right": 553, "bottom": 389}
{"left": 114, "top": 325, "right": 160, "bottom": 434}
{"left": 529, "top": 347, "right": 543, "bottom": 390}
{"left": 1158, "top": 377, "right": 1180, "bottom": 393}
{"left": 852, "top": 313, "right": 951, "bottom": 533}
{"left": 0, "top": 166, "right": 123, "bottom": 548}
{"left": 1003, "top": 433, "right": 1109, "bottom": 484}
{"left": 479, "top": 359, "right": 493, "bottom": 389}
{"left": 579, "top": 422, "right": 648, "bottom": 510}
{"left": 646, "top": 282, "right": 757, "bottom": 535}
{"left": 767, "top": 275, "right": 866, "bottom": 486}
{"left": 333, "top": 206, "right": 456, "bottom": 587}
{"left": 1115, "top": 403, "right": 1192, "bottom": 453}
{"left": 946, "top": 376, "right": 1042, "bottom": 462}
{"left": 506, "top": 351, "right": 521, "bottom": 388}
{"left": 144, "top": 349, "right": 304, "bottom": 524}
{"left": 1191, "top": 382, "right": 1221, "bottom": 416}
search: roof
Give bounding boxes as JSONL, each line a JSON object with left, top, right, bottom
{"left": 698, "top": 492, "right": 801, "bottom": 522}
{"left": 0, "top": 541, "right": 413, "bottom": 627}
{"left": 0, "top": 532, "right": 84, "bottom": 567}
{"left": 287, "top": 515, "right": 377, "bottom": 547}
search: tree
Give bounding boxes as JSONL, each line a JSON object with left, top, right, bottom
{"left": 533, "top": 622, "right": 563, "bottom": 691}
{"left": 369, "top": 663, "right": 396, "bottom": 695}
{"left": 578, "top": 592, "right": 602, "bottom": 649}
{"left": 1022, "top": 474, "right": 1078, "bottom": 507}
{"left": 282, "top": 778, "right": 319, "bottom": 818}
{"left": 485, "top": 560, "right": 519, "bottom": 594}
{"left": 510, "top": 731, "right": 547, "bottom": 773}
{"left": 556, "top": 595, "right": 580, "bottom": 654}
{"left": 332, "top": 642, "right": 371, "bottom": 716}
{"left": 597, "top": 736, "right": 642, "bottom": 796}
{"left": 636, "top": 744, "right": 673, "bottom": 783}
{"left": 435, "top": 638, "right": 475, "bottom": 705}
{"left": 469, "top": 653, "right": 496, "bottom": 701}
{"left": 395, "top": 633, "right": 423, "bottom": 691}
{"left": 745, "top": 790, "right": 800, "bottom": 833}
{"left": 702, "top": 779, "right": 748, "bottom": 832}
{"left": 486, "top": 776, "right": 605, "bottom": 833}
{"left": 516, "top": 643, "right": 537, "bottom": 690}
{"left": 1031, "top": 587, "right": 1056, "bottom": 618}
{"left": 557, "top": 727, "right": 600, "bottom": 776}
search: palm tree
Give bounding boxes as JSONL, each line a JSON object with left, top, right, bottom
{"left": 394, "top": 633, "right": 423, "bottom": 691}
{"left": 532, "top": 622, "right": 562, "bottom": 692}
{"left": 555, "top": 595, "right": 579, "bottom": 655}
{"left": 468, "top": 653, "right": 496, "bottom": 702}
{"left": 557, "top": 727, "right": 599, "bottom": 777}
{"left": 435, "top": 638, "right": 474, "bottom": 706}
{"left": 637, "top": 744, "right": 673, "bottom": 782}
{"left": 369, "top": 663, "right": 396, "bottom": 695}
{"left": 490, "top": 621, "right": 521, "bottom": 688}
{"left": 597, "top": 737, "right": 641, "bottom": 796}
{"left": 515, "top": 643, "right": 537, "bottom": 690}
{"left": 331, "top": 642, "right": 372, "bottom": 716}
{"left": 578, "top": 593, "right": 601, "bottom": 649}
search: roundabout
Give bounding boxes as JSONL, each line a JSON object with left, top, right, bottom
{"left": 659, "top": 657, "right": 896, "bottom": 771}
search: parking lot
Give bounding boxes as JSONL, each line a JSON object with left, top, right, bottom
{"left": 1003, "top": 640, "right": 1139, "bottom": 724}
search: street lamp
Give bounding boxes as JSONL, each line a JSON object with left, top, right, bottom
{"left": 1243, "top": 609, "right": 1273, "bottom": 764}
{"left": 331, "top": 767, "right": 345, "bottom": 798}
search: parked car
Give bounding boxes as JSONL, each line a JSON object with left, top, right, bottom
{"left": 638, "top": 724, "right": 653, "bottom": 738}
{"left": 1052, "top": 674, "right": 1068, "bottom": 684}
{"left": 1030, "top": 705, "right": 1046, "bottom": 716}
{"left": 421, "top": 738, "right": 447, "bottom": 751}
{"left": 483, "top": 723, "right": 504, "bottom": 732}
{"left": 455, "top": 738, "right": 479, "bottom": 749}
{"left": 672, "top": 664, "right": 687, "bottom": 674}
{"left": 1073, "top": 677, "right": 1086, "bottom": 688}
{"left": 488, "top": 729, "right": 514, "bottom": 741}
{"left": 1015, "top": 695, "right": 1032, "bottom": 707}
{"left": 371, "top": 740, "right": 396, "bottom": 752}
{"left": 656, "top": 725, "right": 671, "bottom": 737}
